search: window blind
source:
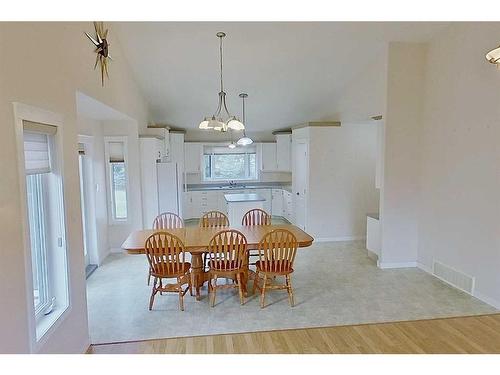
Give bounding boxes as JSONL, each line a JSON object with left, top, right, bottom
{"left": 23, "top": 121, "right": 57, "bottom": 175}
{"left": 108, "top": 142, "right": 125, "bottom": 163}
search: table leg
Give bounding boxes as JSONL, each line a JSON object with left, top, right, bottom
{"left": 191, "top": 253, "right": 205, "bottom": 301}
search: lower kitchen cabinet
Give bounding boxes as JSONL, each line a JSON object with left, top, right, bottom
{"left": 183, "top": 188, "right": 278, "bottom": 221}
{"left": 271, "top": 189, "right": 283, "bottom": 216}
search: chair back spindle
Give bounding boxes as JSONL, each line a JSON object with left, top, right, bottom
{"left": 200, "top": 210, "right": 229, "bottom": 228}
{"left": 153, "top": 212, "right": 184, "bottom": 230}
{"left": 242, "top": 208, "right": 271, "bottom": 226}
{"left": 208, "top": 230, "right": 247, "bottom": 271}
{"left": 258, "top": 229, "right": 298, "bottom": 273}
{"left": 145, "top": 232, "right": 186, "bottom": 276}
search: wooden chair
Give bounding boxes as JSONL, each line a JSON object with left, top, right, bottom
{"left": 201, "top": 211, "right": 230, "bottom": 271}
{"left": 252, "top": 229, "right": 298, "bottom": 308}
{"left": 144, "top": 232, "right": 192, "bottom": 311}
{"left": 207, "top": 230, "right": 248, "bottom": 307}
{"left": 148, "top": 212, "right": 184, "bottom": 285}
{"left": 241, "top": 208, "right": 272, "bottom": 279}
{"left": 199, "top": 210, "right": 229, "bottom": 228}
{"left": 153, "top": 212, "right": 184, "bottom": 230}
{"left": 242, "top": 208, "right": 272, "bottom": 226}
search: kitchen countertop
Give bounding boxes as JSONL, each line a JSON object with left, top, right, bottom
{"left": 224, "top": 193, "right": 266, "bottom": 203}
{"left": 186, "top": 183, "right": 292, "bottom": 193}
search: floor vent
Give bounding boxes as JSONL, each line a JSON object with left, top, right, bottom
{"left": 432, "top": 260, "right": 475, "bottom": 294}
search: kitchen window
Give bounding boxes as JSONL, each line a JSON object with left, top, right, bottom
{"left": 203, "top": 146, "right": 257, "bottom": 181}
{"left": 20, "top": 117, "right": 69, "bottom": 342}
{"left": 105, "top": 137, "right": 129, "bottom": 223}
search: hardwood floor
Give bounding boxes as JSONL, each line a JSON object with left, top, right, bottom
{"left": 89, "top": 314, "right": 500, "bottom": 354}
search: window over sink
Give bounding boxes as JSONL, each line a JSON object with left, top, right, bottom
{"left": 203, "top": 145, "right": 257, "bottom": 181}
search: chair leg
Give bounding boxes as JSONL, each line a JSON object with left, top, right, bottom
{"left": 236, "top": 273, "right": 244, "bottom": 305}
{"left": 286, "top": 274, "right": 294, "bottom": 307}
{"left": 147, "top": 267, "right": 152, "bottom": 286}
{"left": 188, "top": 272, "right": 193, "bottom": 297}
{"left": 260, "top": 275, "right": 267, "bottom": 308}
{"left": 252, "top": 271, "right": 259, "bottom": 295}
{"left": 210, "top": 275, "right": 218, "bottom": 307}
{"left": 149, "top": 277, "right": 158, "bottom": 310}
{"left": 159, "top": 278, "right": 163, "bottom": 295}
{"left": 178, "top": 278, "right": 185, "bottom": 311}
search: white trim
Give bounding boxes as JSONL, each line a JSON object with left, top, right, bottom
{"left": 377, "top": 261, "right": 417, "bottom": 269}
{"left": 104, "top": 136, "right": 130, "bottom": 225}
{"left": 473, "top": 291, "right": 500, "bottom": 310}
{"left": 417, "top": 262, "right": 500, "bottom": 309}
{"left": 416, "top": 261, "right": 433, "bottom": 274}
{"left": 315, "top": 235, "right": 366, "bottom": 242}
{"left": 109, "top": 247, "right": 125, "bottom": 254}
{"left": 12, "top": 102, "right": 70, "bottom": 353}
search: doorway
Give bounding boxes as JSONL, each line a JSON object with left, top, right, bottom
{"left": 77, "top": 138, "right": 98, "bottom": 278}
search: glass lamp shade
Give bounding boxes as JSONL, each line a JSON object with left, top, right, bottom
{"left": 237, "top": 136, "right": 253, "bottom": 146}
{"left": 486, "top": 46, "right": 500, "bottom": 65}
{"left": 199, "top": 118, "right": 212, "bottom": 129}
{"left": 227, "top": 117, "right": 245, "bottom": 130}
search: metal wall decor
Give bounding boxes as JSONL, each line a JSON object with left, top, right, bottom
{"left": 85, "top": 22, "right": 112, "bottom": 86}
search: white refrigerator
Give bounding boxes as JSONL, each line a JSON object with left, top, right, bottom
{"left": 156, "top": 162, "right": 182, "bottom": 217}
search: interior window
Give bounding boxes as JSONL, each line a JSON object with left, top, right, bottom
{"left": 203, "top": 146, "right": 257, "bottom": 181}
{"left": 106, "top": 139, "right": 128, "bottom": 222}
{"left": 22, "top": 120, "right": 69, "bottom": 341}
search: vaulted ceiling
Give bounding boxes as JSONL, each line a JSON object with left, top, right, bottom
{"left": 114, "top": 22, "right": 448, "bottom": 132}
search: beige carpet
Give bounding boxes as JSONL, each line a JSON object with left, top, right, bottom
{"left": 86, "top": 240, "right": 497, "bottom": 344}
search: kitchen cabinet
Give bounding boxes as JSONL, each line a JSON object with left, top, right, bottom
{"left": 184, "top": 188, "right": 274, "bottom": 222}
{"left": 283, "top": 190, "right": 294, "bottom": 223}
{"left": 261, "top": 143, "right": 277, "bottom": 171}
{"left": 271, "top": 189, "right": 283, "bottom": 216}
{"left": 184, "top": 143, "right": 202, "bottom": 173}
{"left": 276, "top": 134, "right": 292, "bottom": 171}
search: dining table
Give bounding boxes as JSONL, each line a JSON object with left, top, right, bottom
{"left": 121, "top": 224, "right": 314, "bottom": 300}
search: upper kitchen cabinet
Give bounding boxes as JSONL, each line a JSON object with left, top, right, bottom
{"left": 260, "top": 143, "right": 277, "bottom": 171}
{"left": 276, "top": 133, "right": 292, "bottom": 172}
{"left": 184, "top": 142, "right": 202, "bottom": 173}
{"left": 169, "top": 132, "right": 185, "bottom": 167}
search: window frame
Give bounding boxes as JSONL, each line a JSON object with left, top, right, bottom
{"left": 13, "top": 102, "right": 70, "bottom": 352}
{"left": 202, "top": 147, "right": 258, "bottom": 182}
{"left": 104, "top": 136, "right": 130, "bottom": 225}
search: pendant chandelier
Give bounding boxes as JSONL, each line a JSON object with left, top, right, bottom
{"left": 237, "top": 93, "right": 253, "bottom": 146}
{"left": 199, "top": 32, "right": 244, "bottom": 132}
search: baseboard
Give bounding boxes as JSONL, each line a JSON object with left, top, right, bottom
{"left": 366, "top": 249, "right": 379, "bottom": 262}
{"left": 417, "top": 262, "right": 500, "bottom": 310}
{"left": 315, "top": 235, "right": 366, "bottom": 242}
{"left": 109, "top": 247, "right": 125, "bottom": 254}
{"left": 416, "top": 262, "right": 433, "bottom": 274}
{"left": 377, "top": 261, "right": 417, "bottom": 269}
{"left": 473, "top": 291, "right": 500, "bottom": 310}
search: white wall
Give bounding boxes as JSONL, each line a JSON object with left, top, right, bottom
{"left": 379, "top": 42, "right": 426, "bottom": 267}
{"left": 102, "top": 121, "right": 143, "bottom": 250}
{"left": 297, "top": 126, "right": 379, "bottom": 240}
{"left": 0, "top": 22, "right": 149, "bottom": 353}
{"left": 77, "top": 117, "right": 110, "bottom": 265}
{"left": 332, "top": 51, "right": 388, "bottom": 123}
{"left": 417, "top": 23, "right": 500, "bottom": 307}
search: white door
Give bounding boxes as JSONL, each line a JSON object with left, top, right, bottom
{"left": 294, "top": 141, "right": 308, "bottom": 230}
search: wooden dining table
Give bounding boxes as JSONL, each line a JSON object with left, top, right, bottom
{"left": 121, "top": 224, "right": 314, "bottom": 300}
